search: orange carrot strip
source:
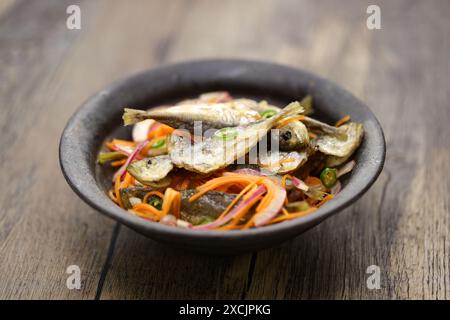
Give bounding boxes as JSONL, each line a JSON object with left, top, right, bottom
{"left": 268, "top": 207, "right": 318, "bottom": 224}
{"left": 275, "top": 115, "right": 305, "bottom": 129}
{"left": 111, "top": 159, "right": 127, "bottom": 167}
{"left": 335, "top": 115, "right": 350, "bottom": 127}
{"left": 317, "top": 194, "right": 334, "bottom": 207}
{"left": 305, "top": 176, "right": 322, "bottom": 186}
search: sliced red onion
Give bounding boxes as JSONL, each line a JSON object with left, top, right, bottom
{"left": 194, "top": 185, "right": 267, "bottom": 230}
{"left": 330, "top": 180, "right": 342, "bottom": 195}
{"left": 253, "top": 181, "right": 286, "bottom": 227}
{"left": 337, "top": 160, "right": 356, "bottom": 178}
{"left": 291, "top": 176, "right": 309, "bottom": 192}
{"left": 113, "top": 140, "right": 147, "bottom": 182}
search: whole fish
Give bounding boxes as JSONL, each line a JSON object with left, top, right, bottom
{"left": 119, "top": 187, "right": 237, "bottom": 224}
{"left": 123, "top": 102, "right": 261, "bottom": 132}
{"left": 312, "top": 122, "right": 364, "bottom": 166}
{"left": 123, "top": 99, "right": 310, "bottom": 151}
{"left": 126, "top": 155, "right": 174, "bottom": 184}
{"left": 168, "top": 102, "right": 305, "bottom": 174}
{"left": 180, "top": 189, "right": 237, "bottom": 225}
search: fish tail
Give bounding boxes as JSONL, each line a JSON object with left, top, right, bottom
{"left": 122, "top": 108, "right": 149, "bottom": 126}
{"left": 274, "top": 101, "right": 304, "bottom": 121}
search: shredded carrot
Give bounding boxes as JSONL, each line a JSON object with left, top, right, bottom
{"left": 218, "top": 194, "right": 263, "bottom": 229}
{"left": 317, "top": 194, "right": 334, "bottom": 207}
{"left": 281, "top": 174, "right": 292, "bottom": 189}
{"left": 106, "top": 142, "right": 116, "bottom": 151}
{"left": 216, "top": 178, "right": 263, "bottom": 220}
{"left": 148, "top": 124, "right": 174, "bottom": 140}
{"left": 275, "top": 115, "right": 305, "bottom": 129}
{"left": 132, "top": 203, "right": 162, "bottom": 216}
{"left": 160, "top": 188, "right": 181, "bottom": 219}
{"left": 121, "top": 172, "right": 134, "bottom": 188}
{"left": 112, "top": 139, "right": 136, "bottom": 147}
{"left": 111, "top": 159, "right": 126, "bottom": 167}
{"left": 268, "top": 207, "right": 318, "bottom": 224}
{"left": 335, "top": 115, "right": 350, "bottom": 127}
{"left": 308, "top": 132, "right": 317, "bottom": 139}
{"left": 189, "top": 175, "right": 260, "bottom": 202}
{"left": 305, "top": 176, "right": 322, "bottom": 186}
{"left": 130, "top": 204, "right": 162, "bottom": 221}
{"left": 140, "top": 140, "right": 153, "bottom": 156}
{"left": 143, "top": 191, "right": 165, "bottom": 204}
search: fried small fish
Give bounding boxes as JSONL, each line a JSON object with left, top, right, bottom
{"left": 313, "top": 122, "right": 364, "bottom": 160}
{"left": 180, "top": 189, "right": 237, "bottom": 225}
{"left": 124, "top": 98, "right": 311, "bottom": 151}
{"left": 123, "top": 102, "right": 261, "bottom": 132}
{"left": 234, "top": 98, "right": 310, "bottom": 150}
{"left": 126, "top": 155, "right": 174, "bottom": 184}
{"left": 120, "top": 187, "right": 237, "bottom": 224}
{"left": 168, "top": 102, "right": 305, "bottom": 174}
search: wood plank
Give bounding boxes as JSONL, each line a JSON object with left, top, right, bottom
{"left": 246, "top": 0, "right": 450, "bottom": 299}
{"left": 0, "top": 0, "right": 121, "bottom": 299}
{"left": 0, "top": 0, "right": 180, "bottom": 299}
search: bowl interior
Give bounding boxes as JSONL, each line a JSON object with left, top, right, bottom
{"left": 96, "top": 89, "right": 344, "bottom": 192}
{"left": 60, "top": 60, "right": 385, "bottom": 254}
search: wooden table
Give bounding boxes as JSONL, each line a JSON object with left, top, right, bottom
{"left": 0, "top": 0, "right": 448, "bottom": 300}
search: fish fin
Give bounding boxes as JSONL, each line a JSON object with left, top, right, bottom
{"left": 122, "top": 108, "right": 149, "bottom": 126}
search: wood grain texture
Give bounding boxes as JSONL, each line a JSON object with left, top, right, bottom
{"left": 0, "top": 0, "right": 448, "bottom": 299}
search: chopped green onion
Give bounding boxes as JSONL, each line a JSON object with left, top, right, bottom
{"left": 214, "top": 127, "right": 238, "bottom": 141}
{"left": 151, "top": 138, "right": 166, "bottom": 149}
{"left": 147, "top": 195, "right": 163, "bottom": 210}
{"left": 259, "top": 109, "right": 278, "bottom": 119}
{"left": 97, "top": 151, "right": 126, "bottom": 165}
{"left": 320, "top": 168, "right": 338, "bottom": 188}
{"left": 286, "top": 201, "right": 310, "bottom": 212}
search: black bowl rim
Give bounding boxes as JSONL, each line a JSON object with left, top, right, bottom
{"left": 59, "top": 58, "right": 386, "bottom": 242}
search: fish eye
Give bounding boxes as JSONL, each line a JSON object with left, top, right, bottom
{"left": 281, "top": 131, "right": 292, "bottom": 141}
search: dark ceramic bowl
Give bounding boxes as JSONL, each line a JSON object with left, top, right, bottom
{"left": 59, "top": 59, "right": 385, "bottom": 254}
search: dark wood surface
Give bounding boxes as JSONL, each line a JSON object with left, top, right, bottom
{"left": 0, "top": 0, "right": 448, "bottom": 299}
